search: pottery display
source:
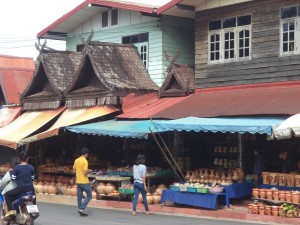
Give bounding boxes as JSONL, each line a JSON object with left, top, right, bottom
{"left": 152, "top": 192, "right": 161, "bottom": 204}
{"left": 285, "top": 191, "right": 291, "bottom": 202}
{"left": 291, "top": 191, "right": 300, "bottom": 204}
{"left": 277, "top": 173, "right": 286, "bottom": 186}
{"left": 262, "top": 172, "right": 270, "bottom": 184}
{"left": 146, "top": 193, "right": 154, "bottom": 204}
{"left": 71, "top": 185, "right": 77, "bottom": 196}
{"left": 271, "top": 206, "right": 279, "bottom": 216}
{"left": 269, "top": 173, "right": 278, "bottom": 185}
{"left": 96, "top": 183, "right": 106, "bottom": 195}
{"left": 48, "top": 182, "right": 58, "bottom": 195}
{"left": 294, "top": 175, "right": 300, "bottom": 187}
{"left": 286, "top": 174, "right": 295, "bottom": 187}
{"left": 259, "top": 189, "right": 266, "bottom": 199}
{"left": 155, "top": 184, "right": 167, "bottom": 195}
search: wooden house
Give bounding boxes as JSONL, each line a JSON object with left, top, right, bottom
{"left": 161, "top": 0, "right": 300, "bottom": 88}
{"left": 37, "top": 0, "right": 195, "bottom": 86}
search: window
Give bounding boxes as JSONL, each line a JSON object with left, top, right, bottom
{"left": 122, "top": 33, "right": 149, "bottom": 69}
{"left": 280, "top": 6, "right": 300, "bottom": 55}
{"left": 101, "top": 9, "right": 118, "bottom": 28}
{"left": 111, "top": 9, "right": 118, "bottom": 26}
{"left": 208, "top": 15, "right": 251, "bottom": 63}
{"left": 102, "top": 11, "right": 108, "bottom": 28}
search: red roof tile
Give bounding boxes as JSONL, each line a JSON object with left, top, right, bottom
{"left": 117, "top": 93, "right": 189, "bottom": 119}
{"left": 0, "top": 55, "right": 34, "bottom": 104}
{"left": 152, "top": 81, "right": 300, "bottom": 119}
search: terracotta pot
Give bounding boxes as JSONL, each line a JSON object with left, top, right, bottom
{"left": 273, "top": 190, "right": 279, "bottom": 201}
{"left": 71, "top": 185, "right": 77, "bottom": 196}
{"left": 35, "top": 182, "right": 43, "bottom": 193}
{"left": 259, "top": 205, "right": 265, "bottom": 215}
{"left": 92, "top": 191, "right": 97, "bottom": 199}
{"left": 285, "top": 191, "right": 292, "bottom": 202}
{"left": 291, "top": 192, "right": 300, "bottom": 204}
{"left": 286, "top": 174, "right": 295, "bottom": 187}
{"left": 42, "top": 183, "right": 49, "bottom": 194}
{"left": 66, "top": 185, "right": 72, "bottom": 196}
{"left": 278, "top": 173, "right": 286, "bottom": 186}
{"left": 152, "top": 192, "right": 161, "bottom": 204}
{"left": 279, "top": 191, "right": 285, "bottom": 201}
{"left": 146, "top": 193, "right": 154, "bottom": 204}
{"left": 294, "top": 175, "right": 300, "bottom": 187}
{"left": 96, "top": 183, "right": 106, "bottom": 195}
{"left": 252, "top": 188, "right": 259, "bottom": 198}
{"left": 105, "top": 183, "right": 116, "bottom": 195}
{"left": 266, "top": 189, "right": 273, "bottom": 200}
{"left": 262, "top": 172, "right": 270, "bottom": 184}
{"left": 269, "top": 173, "right": 278, "bottom": 185}
{"left": 248, "top": 204, "right": 253, "bottom": 214}
{"left": 271, "top": 206, "right": 279, "bottom": 216}
{"left": 155, "top": 184, "right": 167, "bottom": 196}
{"left": 48, "top": 183, "right": 58, "bottom": 195}
{"left": 60, "top": 184, "right": 67, "bottom": 195}
{"left": 265, "top": 205, "right": 272, "bottom": 216}
{"left": 286, "top": 212, "right": 294, "bottom": 218}
{"left": 259, "top": 189, "right": 266, "bottom": 199}
{"left": 252, "top": 205, "right": 258, "bottom": 214}
{"left": 56, "top": 182, "right": 63, "bottom": 194}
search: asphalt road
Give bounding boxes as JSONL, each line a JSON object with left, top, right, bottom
{"left": 33, "top": 202, "right": 272, "bottom": 225}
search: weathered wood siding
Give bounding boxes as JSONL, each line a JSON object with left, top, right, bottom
{"left": 195, "top": 0, "right": 300, "bottom": 88}
{"left": 162, "top": 16, "right": 195, "bottom": 81}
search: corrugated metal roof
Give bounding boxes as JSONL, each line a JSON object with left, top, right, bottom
{"left": 117, "top": 93, "right": 189, "bottom": 119}
{"left": 152, "top": 81, "right": 300, "bottom": 119}
{"left": 0, "top": 55, "right": 34, "bottom": 104}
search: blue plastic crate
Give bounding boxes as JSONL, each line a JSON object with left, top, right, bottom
{"left": 187, "top": 186, "right": 197, "bottom": 193}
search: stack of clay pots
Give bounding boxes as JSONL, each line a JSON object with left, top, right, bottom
{"left": 252, "top": 188, "right": 300, "bottom": 204}
{"left": 262, "top": 172, "right": 300, "bottom": 187}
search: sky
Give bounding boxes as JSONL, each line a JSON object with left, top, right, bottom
{"left": 0, "top": 0, "right": 170, "bottom": 60}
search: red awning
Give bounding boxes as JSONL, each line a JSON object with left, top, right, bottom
{"left": 117, "top": 93, "right": 189, "bottom": 119}
{"left": 151, "top": 81, "right": 300, "bottom": 119}
{"left": 0, "top": 107, "right": 21, "bottom": 128}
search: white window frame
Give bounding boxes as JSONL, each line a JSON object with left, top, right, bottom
{"left": 208, "top": 26, "right": 252, "bottom": 64}
{"left": 101, "top": 9, "right": 119, "bottom": 29}
{"left": 135, "top": 42, "right": 149, "bottom": 70}
{"left": 280, "top": 18, "right": 299, "bottom": 56}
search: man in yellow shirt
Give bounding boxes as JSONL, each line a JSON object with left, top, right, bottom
{"left": 73, "top": 147, "right": 92, "bottom": 216}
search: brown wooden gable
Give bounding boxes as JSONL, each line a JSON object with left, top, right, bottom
{"left": 65, "top": 55, "right": 115, "bottom": 108}
{"left": 158, "top": 64, "right": 195, "bottom": 98}
{"left": 65, "top": 41, "right": 159, "bottom": 108}
{"left": 20, "top": 50, "right": 82, "bottom": 110}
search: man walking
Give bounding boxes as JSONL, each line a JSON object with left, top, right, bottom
{"left": 73, "top": 147, "right": 92, "bottom": 216}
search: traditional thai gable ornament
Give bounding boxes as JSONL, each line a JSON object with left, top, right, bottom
{"left": 20, "top": 43, "right": 83, "bottom": 110}
{"left": 64, "top": 41, "right": 158, "bottom": 108}
{"left": 158, "top": 50, "right": 195, "bottom": 98}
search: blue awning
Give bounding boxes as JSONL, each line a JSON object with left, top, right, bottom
{"left": 153, "top": 117, "right": 287, "bottom": 135}
{"left": 65, "top": 120, "right": 165, "bottom": 139}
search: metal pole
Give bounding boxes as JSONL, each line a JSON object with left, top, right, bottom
{"left": 238, "top": 133, "right": 243, "bottom": 169}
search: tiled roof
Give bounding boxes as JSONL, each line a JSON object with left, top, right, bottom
{"left": 65, "top": 41, "right": 158, "bottom": 108}
{"left": 159, "top": 64, "right": 195, "bottom": 97}
{"left": 0, "top": 55, "right": 34, "bottom": 104}
{"left": 20, "top": 50, "right": 83, "bottom": 110}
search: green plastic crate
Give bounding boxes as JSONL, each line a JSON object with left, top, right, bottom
{"left": 196, "top": 187, "right": 209, "bottom": 194}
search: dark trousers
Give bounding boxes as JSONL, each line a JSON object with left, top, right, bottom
{"left": 5, "top": 186, "right": 35, "bottom": 210}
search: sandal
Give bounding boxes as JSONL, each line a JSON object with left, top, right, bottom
{"left": 146, "top": 211, "right": 153, "bottom": 215}
{"left": 132, "top": 211, "right": 136, "bottom": 216}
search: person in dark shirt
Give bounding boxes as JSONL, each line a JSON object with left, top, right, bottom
{"left": 4, "top": 152, "right": 35, "bottom": 219}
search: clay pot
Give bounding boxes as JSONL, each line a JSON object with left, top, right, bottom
{"left": 259, "top": 205, "right": 265, "bottom": 215}
{"left": 294, "top": 175, "right": 300, "bottom": 187}
{"left": 66, "top": 185, "right": 72, "bottom": 196}
{"left": 96, "top": 183, "right": 106, "bottom": 195}
{"left": 277, "top": 173, "right": 286, "bottom": 186}
{"left": 286, "top": 174, "right": 295, "bottom": 187}
{"left": 35, "top": 182, "right": 43, "bottom": 193}
{"left": 266, "top": 189, "right": 273, "bottom": 200}
{"left": 273, "top": 190, "right": 279, "bottom": 201}
{"left": 71, "top": 185, "right": 77, "bottom": 196}
{"left": 252, "top": 204, "right": 258, "bottom": 214}
{"left": 155, "top": 184, "right": 167, "bottom": 196}
{"left": 48, "top": 183, "right": 58, "bottom": 195}
{"left": 60, "top": 184, "right": 67, "bottom": 195}
{"left": 262, "top": 172, "right": 270, "bottom": 184}
{"left": 271, "top": 206, "right": 279, "bottom": 216}
{"left": 285, "top": 191, "right": 292, "bottom": 202}
{"left": 279, "top": 191, "right": 285, "bottom": 201}
{"left": 105, "top": 183, "right": 116, "bottom": 195}
{"left": 92, "top": 191, "right": 97, "bottom": 199}
{"left": 146, "top": 193, "right": 154, "bottom": 204}
{"left": 152, "top": 192, "right": 161, "bottom": 204}
{"left": 291, "top": 192, "right": 300, "bottom": 204}
{"left": 259, "top": 189, "right": 266, "bottom": 199}
{"left": 265, "top": 205, "right": 272, "bottom": 216}
{"left": 42, "top": 183, "right": 49, "bottom": 194}
{"left": 286, "top": 212, "right": 295, "bottom": 218}
{"left": 248, "top": 204, "right": 253, "bottom": 213}
{"left": 56, "top": 182, "right": 63, "bottom": 194}
{"left": 269, "top": 173, "right": 278, "bottom": 185}
{"left": 63, "top": 177, "right": 70, "bottom": 185}
{"left": 252, "top": 188, "right": 259, "bottom": 198}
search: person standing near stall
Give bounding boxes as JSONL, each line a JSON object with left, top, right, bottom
{"left": 73, "top": 147, "right": 92, "bottom": 216}
{"left": 132, "top": 154, "right": 152, "bottom": 216}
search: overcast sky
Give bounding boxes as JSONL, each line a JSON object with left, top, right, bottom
{"left": 0, "top": 0, "right": 170, "bottom": 60}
